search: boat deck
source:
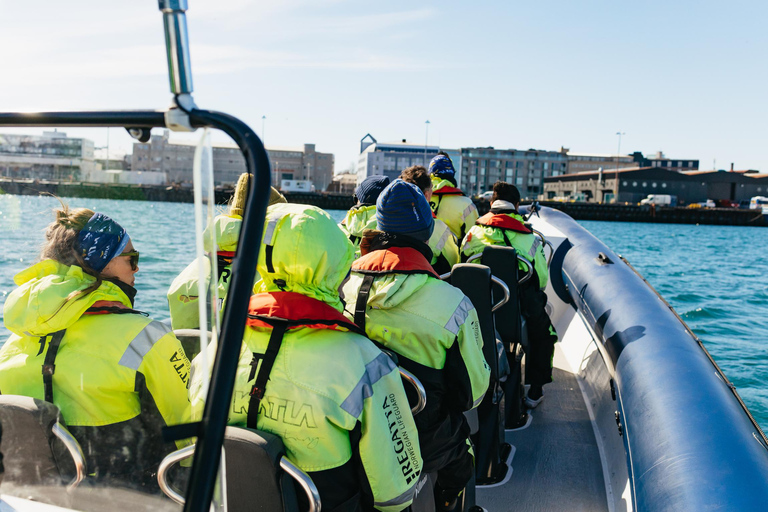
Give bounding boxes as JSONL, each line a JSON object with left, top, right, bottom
{"left": 477, "top": 350, "right": 609, "bottom": 512}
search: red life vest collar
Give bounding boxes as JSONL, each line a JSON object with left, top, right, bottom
{"left": 83, "top": 300, "right": 131, "bottom": 315}
{"left": 476, "top": 212, "right": 532, "bottom": 234}
{"left": 247, "top": 292, "right": 362, "bottom": 334}
{"left": 352, "top": 246, "right": 439, "bottom": 278}
{"left": 432, "top": 185, "right": 464, "bottom": 196}
{"left": 217, "top": 250, "right": 236, "bottom": 258}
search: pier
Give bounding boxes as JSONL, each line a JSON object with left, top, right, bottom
{"left": 0, "top": 178, "right": 764, "bottom": 227}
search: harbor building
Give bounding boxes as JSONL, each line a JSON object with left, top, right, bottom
{"left": 327, "top": 173, "right": 357, "bottom": 195}
{"left": 543, "top": 167, "right": 768, "bottom": 204}
{"left": 0, "top": 131, "right": 96, "bottom": 181}
{"left": 459, "top": 147, "right": 568, "bottom": 199}
{"left": 564, "top": 150, "right": 699, "bottom": 175}
{"left": 132, "top": 131, "right": 334, "bottom": 189}
{"left": 356, "top": 134, "right": 442, "bottom": 185}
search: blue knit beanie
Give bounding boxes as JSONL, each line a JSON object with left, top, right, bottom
{"left": 429, "top": 154, "right": 455, "bottom": 178}
{"left": 355, "top": 175, "right": 390, "bottom": 205}
{"left": 376, "top": 179, "right": 435, "bottom": 241}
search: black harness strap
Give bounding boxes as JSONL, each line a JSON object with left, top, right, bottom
{"left": 501, "top": 230, "right": 513, "bottom": 248}
{"left": 265, "top": 244, "right": 276, "bottom": 273}
{"left": 41, "top": 330, "right": 66, "bottom": 404}
{"left": 353, "top": 274, "right": 375, "bottom": 332}
{"left": 247, "top": 321, "right": 288, "bottom": 429}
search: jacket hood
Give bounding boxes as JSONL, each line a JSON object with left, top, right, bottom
{"left": 430, "top": 176, "right": 463, "bottom": 195}
{"left": 342, "top": 205, "right": 378, "bottom": 238}
{"left": 4, "top": 260, "right": 132, "bottom": 337}
{"left": 352, "top": 271, "right": 431, "bottom": 311}
{"left": 254, "top": 203, "right": 354, "bottom": 311}
{"left": 350, "top": 247, "right": 436, "bottom": 310}
{"left": 203, "top": 214, "right": 242, "bottom": 254}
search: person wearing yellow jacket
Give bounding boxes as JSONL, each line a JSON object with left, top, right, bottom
{"left": 339, "top": 175, "right": 390, "bottom": 257}
{"left": 343, "top": 180, "right": 490, "bottom": 512}
{"left": 167, "top": 173, "right": 286, "bottom": 331}
{"left": 189, "top": 203, "right": 423, "bottom": 512}
{"left": 399, "top": 165, "right": 460, "bottom": 275}
{"left": 0, "top": 205, "right": 191, "bottom": 492}
{"left": 460, "top": 181, "right": 558, "bottom": 408}
{"left": 428, "top": 153, "right": 479, "bottom": 241}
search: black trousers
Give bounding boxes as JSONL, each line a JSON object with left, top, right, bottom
{"left": 435, "top": 443, "right": 474, "bottom": 502}
{"left": 519, "top": 270, "right": 558, "bottom": 387}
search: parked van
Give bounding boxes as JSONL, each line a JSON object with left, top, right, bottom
{"left": 280, "top": 179, "right": 315, "bottom": 193}
{"left": 640, "top": 194, "right": 677, "bottom": 206}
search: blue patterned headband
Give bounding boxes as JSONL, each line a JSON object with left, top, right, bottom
{"left": 77, "top": 213, "right": 130, "bottom": 273}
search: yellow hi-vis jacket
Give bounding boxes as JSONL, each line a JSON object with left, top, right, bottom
{"left": 0, "top": 260, "right": 191, "bottom": 491}
{"left": 429, "top": 176, "right": 479, "bottom": 241}
{"left": 167, "top": 214, "right": 241, "bottom": 330}
{"left": 190, "top": 203, "right": 423, "bottom": 511}
{"left": 342, "top": 245, "right": 490, "bottom": 473}
{"left": 460, "top": 210, "right": 549, "bottom": 290}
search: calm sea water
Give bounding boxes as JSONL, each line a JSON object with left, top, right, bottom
{"left": 1, "top": 196, "right": 767, "bottom": 429}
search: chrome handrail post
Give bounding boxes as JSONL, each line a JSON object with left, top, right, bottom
{"left": 52, "top": 423, "right": 86, "bottom": 491}
{"left": 158, "top": 0, "right": 193, "bottom": 97}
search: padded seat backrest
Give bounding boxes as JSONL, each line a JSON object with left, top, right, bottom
{"left": 223, "top": 427, "right": 300, "bottom": 512}
{"left": 0, "top": 395, "right": 75, "bottom": 487}
{"left": 449, "top": 263, "right": 498, "bottom": 383}
{"left": 481, "top": 246, "right": 521, "bottom": 346}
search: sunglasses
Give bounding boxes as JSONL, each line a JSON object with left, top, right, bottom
{"left": 120, "top": 251, "right": 140, "bottom": 271}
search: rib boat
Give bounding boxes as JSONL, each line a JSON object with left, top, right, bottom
{"left": 1, "top": 3, "right": 768, "bottom": 512}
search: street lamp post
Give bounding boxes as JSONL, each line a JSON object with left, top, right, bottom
{"left": 614, "top": 131, "right": 625, "bottom": 202}
{"left": 424, "top": 120, "right": 430, "bottom": 166}
{"left": 261, "top": 116, "right": 266, "bottom": 144}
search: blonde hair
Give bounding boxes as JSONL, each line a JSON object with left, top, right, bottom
{"left": 41, "top": 201, "right": 103, "bottom": 303}
{"left": 229, "top": 173, "right": 286, "bottom": 216}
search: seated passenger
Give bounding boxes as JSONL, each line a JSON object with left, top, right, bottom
{"left": 190, "top": 203, "right": 422, "bottom": 512}
{"left": 340, "top": 175, "right": 390, "bottom": 257}
{"left": 460, "top": 181, "right": 558, "bottom": 407}
{"left": 0, "top": 205, "right": 191, "bottom": 491}
{"left": 428, "top": 153, "right": 479, "bottom": 241}
{"left": 342, "top": 180, "right": 490, "bottom": 511}
{"left": 168, "top": 173, "right": 287, "bottom": 330}
{"left": 399, "top": 165, "right": 460, "bottom": 275}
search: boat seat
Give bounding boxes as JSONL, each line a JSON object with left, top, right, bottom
{"left": 0, "top": 395, "right": 85, "bottom": 491}
{"left": 173, "top": 328, "right": 212, "bottom": 361}
{"left": 158, "top": 426, "right": 319, "bottom": 512}
{"left": 446, "top": 263, "right": 510, "bottom": 485}
{"left": 480, "top": 245, "right": 528, "bottom": 428}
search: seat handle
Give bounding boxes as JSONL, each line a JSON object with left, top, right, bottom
{"left": 530, "top": 228, "right": 555, "bottom": 267}
{"left": 440, "top": 253, "right": 482, "bottom": 280}
{"left": 157, "top": 444, "right": 322, "bottom": 512}
{"left": 279, "top": 456, "right": 322, "bottom": 512}
{"left": 52, "top": 423, "right": 86, "bottom": 492}
{"left": 490, "top": 276, "right": 510, "bottom": 312}
{"left": 517, "top": 254, "right": 534, "bottom": 285}
{"left": 399, "top": 368, "right": 427, "bottom": 415}
{"left": 157, "top": 444, "right": 196, "bottom": 505}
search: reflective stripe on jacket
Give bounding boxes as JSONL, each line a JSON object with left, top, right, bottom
{"left": 0, "top": 260, "right": 191, "bottom": 489}
{"left": 343, "top": 246, "right": 490, "bottom": 472}
{"left": 189, "top": 291, "right": 423, "bottom": 512}
{"left": 460, "top": 211, "right": 549, "bottom": 289}
{"left": 428, "top": 217, "right": 459, "bottom": 273}
{"left": 429, "top": 177, "right": 479, "bottom": 241}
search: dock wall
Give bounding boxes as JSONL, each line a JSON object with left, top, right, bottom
{"left": 0, "top": 178, "right": 763, "bottom": 227}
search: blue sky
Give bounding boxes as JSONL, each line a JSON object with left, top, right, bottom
{"left": 1, "top": 0, "right": 766, "bottom": 173}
